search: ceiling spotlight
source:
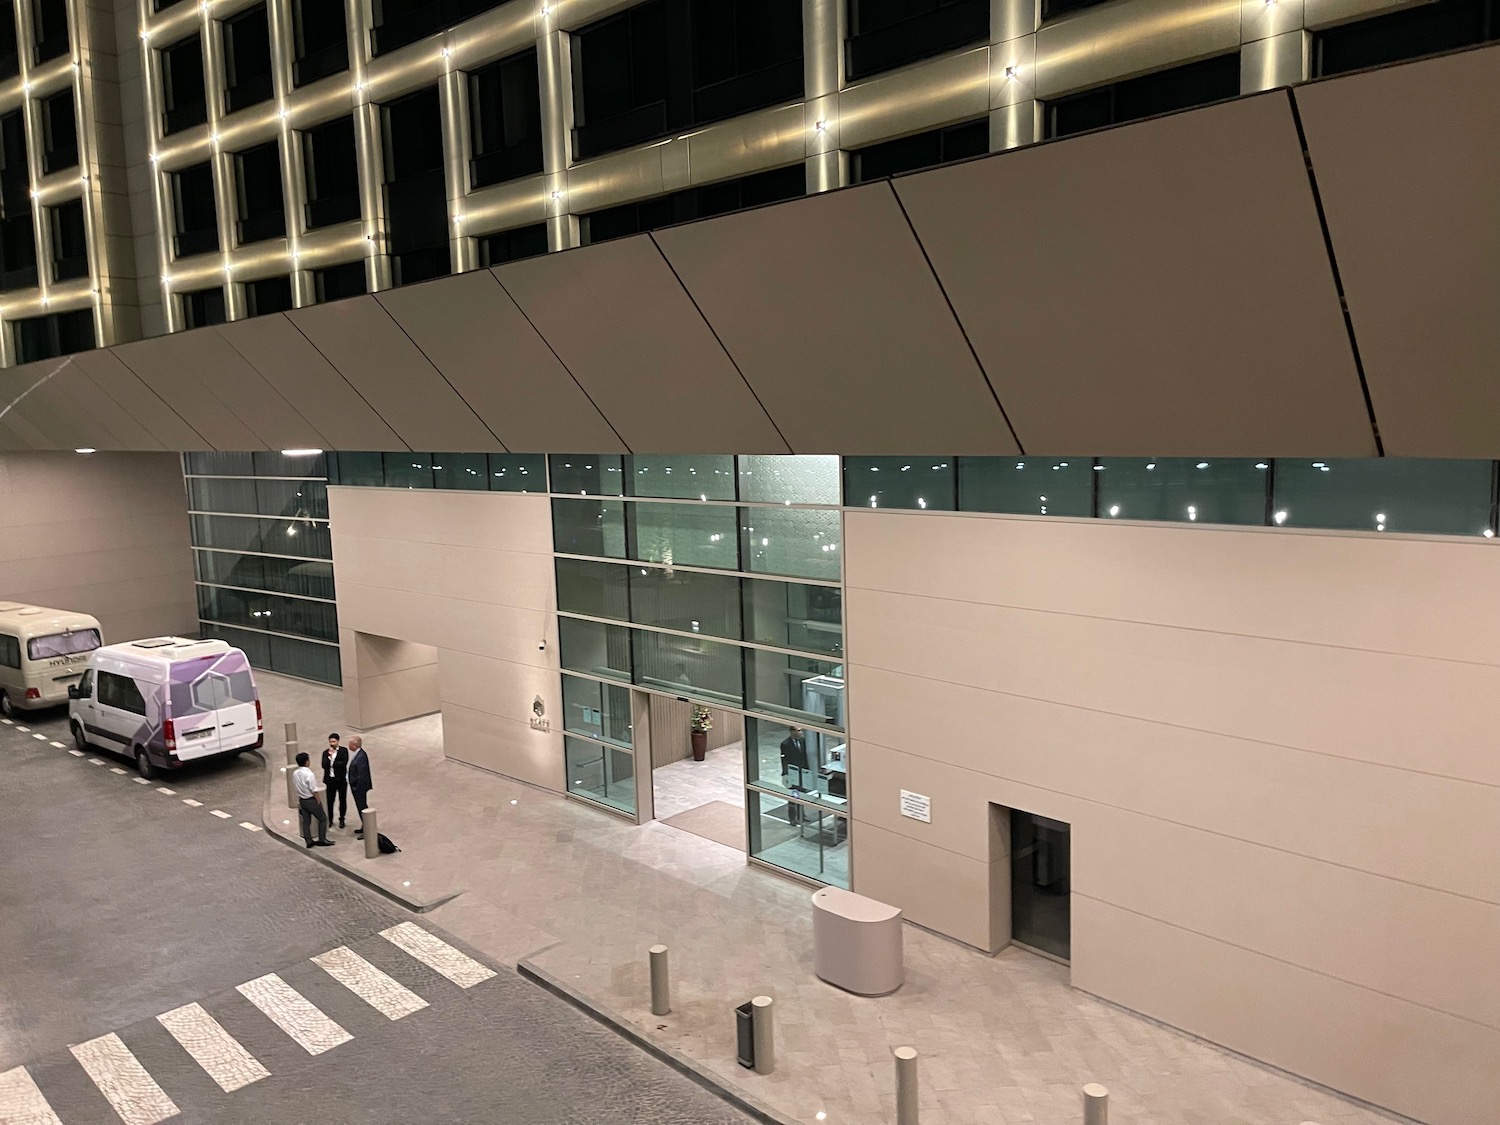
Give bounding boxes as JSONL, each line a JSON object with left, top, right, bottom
{"left": 441, "top": 46, "right": 450, "bottom": 57}
{"left": 1004, "top": 65, "right": 1018, "bottom": 79}
{"left": 814, "top": 119, "right": 827, "bottom": 132}
{"left": 74, "top": 447, "right": 96, "bottom": 455}
{"left": 281, "top": 448, "right": 323, "bottom": 457}
{"left": 550, "top": 189, "right": 561, "bottom": 199}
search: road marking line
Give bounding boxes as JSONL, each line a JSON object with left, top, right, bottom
{"left": 109, "top": 767, "right": 127, "bottom": 775}
{"left": 49, "top": 740, "right": 64, "bottom": 747}
{"left": 209, "top": 809, "right": 231, "bottom": 819}
{"left": 236, "top": 974, "right": 351, "bottom": 1055}
{"left": 156, "top": 787, "right": 176, "bottom": 795}
{"left": 313, "top": 947, "right": 429, "bottom": 1020}
{"left": 133, "top": 777, "right": 151, "bottom": 785}
{"left": 239, "top": 822, "right": 262, "bottom": 832}
{"left": 32, "top": 732, "right": 46, "bottom": 740}
{"left": 88, "top": 757, "right": 105, "bottom": 765}
{"left": 69, "top": 749, "right": 84, "bottom": 757}
{"left": 70, "top": 1032, "right": 180, "bottom": 1125}
{"left": 157, "top": 1002, "right": 269, "bottom": 1093}
{"left": 0, "top": 1065, "right": 64, "bottom": 1124}
{"left": 182, "top": 799, "right": 203, "bottom": 807}
{"left": 15, "top": 725, "right": 28, "bottom": 732}
{"left": 381, "top": 923, "right": 495, "bottom": 988}
{"left": 0, "top": 717, "right": 11, "bottom": 724}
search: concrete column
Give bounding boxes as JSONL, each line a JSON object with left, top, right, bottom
{"left": 439, "top": 62, "right": 475, "bottom": 273}
{"left": 537, "top": 21, "right": 576, "bottom": 251}
{"left": 346, "top": 0, "right": 390, "bottom": 291}
{"left": 990, "top": 2, "right": 1040, "bottom": 151}
{"left": 803, "top": 0, "right": 845, "bottom": 193}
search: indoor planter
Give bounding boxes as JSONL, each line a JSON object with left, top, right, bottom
{"left": 690, "top": 705, "right": 712, "bottom": 762}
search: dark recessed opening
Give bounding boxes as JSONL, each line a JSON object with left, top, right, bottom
{"left": 293, "top": 0, "right": 349, "bottom": 86}
{"left": 313, "top": 260, "right": 367, "bottom": 302}
{"left": 580, "top": 164, "right": 804, "bottom": 245}
{"left": 181, "top": 286, "right": 227, "bottom": 328}
{"left": 850, "top": 117, "right": 987, "bottom": 182}
{"left": 382, "top": 85, "right": 450, "bottom": 287}
{"left": 477, "top": 222, "right": 548, "bottom": 267}
{"left": 1044, "top": 52, "right": 1242, "bottom": 139}
{"left": 302, "top": 116, "right": 361, "bottom": 229}
{"left": 370, "top": 0, "right": 511, "bottom": 57}
{"left": 14, "top": 307, "right": 94, "bottom": 363}
{"left": 845, "top": 0, "right": 990, "bottom": 81}
{"left": 49, "top": 198, "right": 88, "bottom": 282}
{"left": 1313, "top": 0, "right": 1499, "bottom": 77}
{"left": 468, "top": 49, "right": 544, "bottom": 189}
{"left": 162, "top": 34, "right": 208, "bottom": 135}
{"left": 234, "top": 141, "right": 286, "bottom": 244}
{"left": 41, "top": 88, "right": 79, "bottom": 175}
{"left": 0, "top": 5, "right": 19, "bottom": 81}
{"left": 223, "top": 4, "right": 274, "bottom": 112}
{"left": 31, "top": 0, "right": 69, "bottom": 65}
{"left": 172, "top": 161, "right": 219, "bottom": 257}
{"left": 246, "top": 274, "right": 294, "bottom": 316}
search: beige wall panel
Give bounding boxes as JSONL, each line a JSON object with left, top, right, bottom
{"left": 343, "top": 634, "right": 441, "bottom": 730}
{"left": 894, "top": 93, "right": 1374, "bottom": 455}
{"left": 653, "top": 183, "right": 1019, "bottom": 454}
{"left": 336, "top": 538, "right": 555, "bottom": 621}
{"left": 495, "top": 238, "right": 787, "bottom": 454}
{"left": 329, "top": 487, "right": 555, "bottom": 557}
{"left": 851, "top": 821, "right": 994, "bottom": 950}
{"left": 357, "top": 664, "right": 442, "bottom": 729}
{"left": 287, "top": 298, "right": 503, "bottom": 452}
{"left": 353, "top": 634, "right": 441, "bottom": 677}
{"left": 52, "top": 353, "right": 168, "bottom": 450}
{"left": 442, "top": 700, "right": 565, "bottom": 792}
{"left": 68, "top": 349, "right": 203, "bottom": 450}
{"left": 114, "top": 336, "right": 264, "bottom": 449}
{"left": 1293, "top": 45, "right": 1500, "bottom": 456}
{"left": 1071, "top": 897, "right": 1500, "bottom": 1125}
{"left": 215, "top": 316, "right": 407, "bottom": 451}
{"left": 336, "top": 583, "right": 555, "bottom": 670}
{"left": 374, "top": 272, "right": 622, "bottom": 454}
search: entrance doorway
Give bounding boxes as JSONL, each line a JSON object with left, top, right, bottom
{"left": 648, "top": 696, "right": 746, "bottom": 852}
{"left": 1009, "top": 810, "right": 1071, "bottom": 960}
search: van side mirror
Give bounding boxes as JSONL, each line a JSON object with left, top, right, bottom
{"left": 67, "top": 685, "right": 79, "bottom": 700}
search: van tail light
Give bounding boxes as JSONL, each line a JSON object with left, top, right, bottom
{"left": 24, "top": 688, "right": 40, "bottom": 700}
{"left": 163, "top": 718, "right": 176, "bottom": 751}
{"left": 255, "top": 698, "right": 263, "bottom": 733}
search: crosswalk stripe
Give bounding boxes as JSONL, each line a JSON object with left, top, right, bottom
{"left": 0, "top": 717, "right": 11, "bottom": 724}
{"left": 70, "top": 1032, "right": 180, "bottom": 1125}
{"left": 313, "top": 947, "right": 429, "bottom": 1021}
{"left": 15, "top": 725, "right": 28, "bottom": 732}
{"left": 0, "top": 1065, "right": 64, "bottom": 1124}
{"left": 157, "top": 1002, "right": 269, "bottom": 1093}
{"left": 380, "top": 923, "right": 496, "bottom": 989}
{"left": 236, "top": 974, "right": 351, "bottom": 1055}
{"left": 239, "top": 822, "right": 262, "bottom": 832}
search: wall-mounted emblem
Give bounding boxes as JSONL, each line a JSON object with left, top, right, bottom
{"left": 530, "top": 695, "right": 550, "bottom": 732}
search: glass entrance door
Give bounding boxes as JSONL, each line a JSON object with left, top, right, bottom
{"left": 1010, "top": 811, "right": 1071, "bottom": 960}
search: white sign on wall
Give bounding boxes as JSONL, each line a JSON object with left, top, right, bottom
{"left": 899, "top": 790, "right": 931, "bottom": 823}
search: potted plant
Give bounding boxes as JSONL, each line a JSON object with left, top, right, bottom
{"left": 690, "top": 706, "right": 712, "bottom": 762}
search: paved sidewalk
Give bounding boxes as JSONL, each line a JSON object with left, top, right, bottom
{"left": 258, "top": 674, "right": 1404, "bottom": 1125}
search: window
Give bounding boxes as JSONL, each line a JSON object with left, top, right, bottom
{"left": 0, "top": 110, "right": 32, "bottom": 287}
{"left": 555, "top": 556, "right": 631, "bottom": 621}
{"left": 161, "top": 35, "right": 208, "bottom": 135}
{"left": 743, "top": 578, "right": 842, "bottom": 657}
{"left": 0, "top": 206, "right": 37, "bottom": 291}
{"left": 1097, "top": 458, "right": 1268, "bottom": 526}
{"left": 1314, "top": 0, "right": 1497, "bottom": 76}
{"left": 382, "top": 452, "right": 433, "bottom": 489}
{"left": 14, "top": 308, "right": 95, "bottom": 362}
{"left": 562, "top": 674, "right": 633, "bottom": 747}
{"left": 851, "top": 118, "right": 987, "bottom": 182}
{"left": 27, "top": 629, "right": 100, "bottom": 660}
{"left": 302, "top": 116, "right": 361, "bottom": 229}
{"left": 748, "top": 789, "right": 849, "bottom": 886}
{"left": 1272, "top": 459, "right": 1495, "bottom": 537}
{"left": 627, "top": 454, "right": 737, "bottom": 500}
{"left": 469, "top": 50, "right": 543, "bottom": 188}
{"left": 292, "top": 0, "right": 348, "bottom": 86}
{"left": 0, "top": 633, "right": 18, "bottom": 669}
{"left": 1010, "top": 809, "right": 1071, "bottom": 959}
{"left": 846, "top": 0, "right": 989, "bottom": 81}
{"left": 31, "top": 0, "right": 68, "bottom": 65}
{"left": 1041, "top": 0, "right": 1109, "bottom": 17}
{"left": 958, "top": 456, "right": 1093, "bottom": 517}
{"left": 565, "top": 734, "right": 636, "bottom": 815}
{"left": 477, "top": 224, "right": 547, "bottom": 267}
{"left": 745, "top": 717, "right": 848, "bottom": 810}
{"left": 550, "top": 454, "right": 625, "bottom": 496}
{"left": 181, "top": 286, "right": 227, "bottom": 328}
{"left": 738, "top": 455, "right": 841, "bottom": 504}
{"left": 234, "top": 141, "right": 286, "bottom": 244}
{"left": 487, "top": 453, "right": 544, "bottom": 491}
{"left": 223, "top": 5, "right": 273, "bottom": 112}
{"left": 382, "top": 86, "right": 449, "bottom": 286}
{"left": 172, "top": 162, "right": 219, "bottom": 256}
{"left": 40, "top": 88, "right": 77, "bottom": 174}
{"left": 0, "top": 5, "right": 16, "bottom": 80}
{"left": 246, "top": 275, "right": 293, "bottom": 316}
{"left": 559, "top": 616, "right": 633, "bottom": 681}
{"left": 49, "top": 199, "right": 88, "bottom": 282}
{"left": 313, "top": 261, "right": 367, "bottom": 302}
{"left": 552, "top": 498, "right": 627, "bottom": 558}
{"left": 631, "top": 628, "right": 743, "bottom": 707}
{"left": 581, "top": 165, "right": 805, "bottom": 244}
{"left": 1045, "top": 53, "right": 1242, "bottom": 139}
{"left": 629, "top": 501, "right": 739, "bottom": 569}
{"left": 745, "top": 649, "right": 845, "bottom": 729}
{"left": 370, "top": 0, "right": 514, "bottom": 56}
{"left": 843, "top": 456, "right": 956, "bottom": 509}
{"left": 432, "top": 453, "right": 488, "bottom": 490}
{"left": 97, "top": 671, "right": 147, "bottom": 715}
{"left": 741, "top": 507, "right": 841, "bottom": 581}
{"left": 630, "top": 566, "right": 741, "bottom": 640}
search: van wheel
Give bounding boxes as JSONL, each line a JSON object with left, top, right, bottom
{"left": 135, "top": 748, "right": 158, "bottom": 780}
{"left": 72, "top": 721, "right": 88, "bottom": 752}
{"left": 0, "top": 691, "right": 12, "bottom": 718}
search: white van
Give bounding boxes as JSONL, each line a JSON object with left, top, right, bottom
{"left": 0, "top": 603, "right": 103, "bottom": 717}
{"left": 68, "top": 638, "right": 264, "bottom": 778}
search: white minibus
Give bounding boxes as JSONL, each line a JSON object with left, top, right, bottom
{"left": 0, "top": 603, "right": 103, "bottom": 717}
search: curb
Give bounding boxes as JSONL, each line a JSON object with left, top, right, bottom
{"left": 516, "top": 957, "right": 800, "bottom": 1125}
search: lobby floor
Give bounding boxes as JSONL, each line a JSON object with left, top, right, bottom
{"left": 258, "top": 674, "right": 1408, "bottom": 1125}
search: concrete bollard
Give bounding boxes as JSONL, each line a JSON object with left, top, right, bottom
{"left": 363, "top": 808, "right": 379, "bottom": 858}
{"left": 1083, "top": 1083, "right": 1108, "bottom": 1125}
{"left": 894, "top": 1046, "right": 919, "bottom": 1125}
{"left": 649, "top": 945, "right": 671, "bottom": 1016}
{"left": 751, "top": 996, "right": 775, "bottom": 1075}
{"left": 284, "top": 722, "right": 299, "bottom": 809}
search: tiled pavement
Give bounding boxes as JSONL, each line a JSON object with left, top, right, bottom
{"left": 257, "top": 674, "right": 1408, "bottom": 1125}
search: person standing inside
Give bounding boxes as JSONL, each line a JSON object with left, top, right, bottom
{"left": 348, "top": 735, "right": 372, "bottom": 840}
{"left": 292, "top": 752, "right": 334, "bottom": 848}
{"left": 780, "top": 726, "right": 809, "bottom": 826}
{"left": 321, "top": 732, "right": 349, "bottom": 829}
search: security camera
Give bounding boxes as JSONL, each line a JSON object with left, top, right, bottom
{"left": 538, "top": 640, "right": 547, "bottom": 652}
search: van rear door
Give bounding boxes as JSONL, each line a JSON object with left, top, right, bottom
{"left": 168, "top": 657, "right": 259, "bottom": 759}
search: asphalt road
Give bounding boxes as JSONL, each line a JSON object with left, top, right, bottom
{"left": 0, "top": 708, "right": 753, "bottom": 1125}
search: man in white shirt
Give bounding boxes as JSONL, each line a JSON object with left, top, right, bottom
{"left": 292, "top": 752, "right": 334, "bottom": 848}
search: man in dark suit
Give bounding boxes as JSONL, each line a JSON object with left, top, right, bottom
{"left": 321, "top": 732, "right": 349, "bottom": 829}
{"left": 780, "top": 726, "right": 809, "bottom": 826}
{"left": 348, "top": 735, "right": 372, "bottom": 840}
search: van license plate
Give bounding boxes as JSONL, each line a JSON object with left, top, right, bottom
{"left": 182, "top": 728, "right": 214, "bottom": 741}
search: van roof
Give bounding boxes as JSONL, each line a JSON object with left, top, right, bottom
{"left": 95, "top": 637, "right": 234, "bottom": 663}
{"left": 0, "top": 604, "right": 101, "bottom": 633}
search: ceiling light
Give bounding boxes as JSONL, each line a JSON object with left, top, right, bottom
{"left": 814, "top": 120, "right": 827, "bottom": 132}
{"left": 281, "top": 448, "right": 323, "bottom": 457}
{"left": 1004, "top": 65, "right": 1018, "bottom": 79}
{"left": 74, "top": 447, "right": 96, "bottom": 455}
{"left": 550, "top": 189, "right": 561, "bottom": 200}
{"left": 441, "top": 46, "right": 450, "bottom": 57}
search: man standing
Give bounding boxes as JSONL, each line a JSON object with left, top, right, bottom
{"left": 321, "top": 732, "right": 349, "bottom": 829}
{"left": 348, "top": 735, "right": 372, "bottom": 840}
{"left": 292, "top": 752, "right": 334, "bottom": 848}
{"left": 780, "top": 726, "right": 809, "bottom": 826}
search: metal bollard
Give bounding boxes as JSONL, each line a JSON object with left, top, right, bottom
{"left": 1083, "top": 1083, "right": 1108, "bottom": 1125}
{"left": 284, "top": 722, "right": 299, "bottom": 809}
{"left": 649, "top": 945, "right": 671, "bottom": 1016}
{"left": 894, "top": 1046, "right": 919, "bottom": 1125}
{"left": 751, "top": 996, "right": 775, "bottom": 1075}
{"left": 363, "top": 808, "right": 379, "bottom": 858}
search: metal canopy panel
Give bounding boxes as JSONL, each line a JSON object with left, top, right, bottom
{"left": 216, "top": 314, "right": 406, "bottom": 451}
{"left": 1294, "top": 45, "right": 1500, "bottom": 457}
{"left": 0, "top": 356, "right": 134, "bottom": 451}
{"left": 375, "top": 271, "right": 621, "bottom": 454}
{"left": 288, "top": 296, "right": 503, "bottom": 453}
{"left": 0, "top": 366, "right": 53, "bottom": 449}
{"left": 653, "top": 184, "right": 1018, "bottom": 454}
{"left": 895, "top": 91, "right": 1376, "bottom": 456}
{"left": 161, "top": 326, "right": 329, "bottom": 451}
{"left": 495, "top": 236, "right": 784, "bottom": 454}
{"left": 62, "top": 350, "right": 178, "bottom": 450}
{"left": 114, "top": 336, "right": 264, "bottom": 450}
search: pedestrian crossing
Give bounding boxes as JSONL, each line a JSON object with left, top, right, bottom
{"left": 0, "top": 926, "right": 495, "bottom": 1124}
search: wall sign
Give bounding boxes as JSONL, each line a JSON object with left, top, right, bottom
{"left": 529, "top": 695, "right": 550, "bottom": 732}
{"left": 899, "top": 790, "right": 931, "bottom": 823}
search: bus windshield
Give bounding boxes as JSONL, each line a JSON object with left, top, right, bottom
{"left": 27, "top": 629, "right": 102, "bottom": 661}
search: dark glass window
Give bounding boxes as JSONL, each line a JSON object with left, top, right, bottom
{"left": 383, "top": 452, "right": 433, "bottom": 489}
{"left": 292, "top": 0, "right": 348, "bottom": 86}
{"left": 957, "top": 456, "right": 1093, "bottom": 517}
{"left": 0, "top": 203, "right": 37, "bottom": 292}
{"left": 843, "top": 456, "right": 956, "bottom": 510}
{"left": 1313, "top": 0, "right": 1498, "bottom": 77}
{"left": 31, "top": 0, "right": 68, "bottom": 65}
{"left": 40, "top": 88, "right": 77, "bottom": 174}
{"left": 223, "top": 4, "right": 273, "bottom": 112}
{"left": 846, "top": 0, "right": 989, "bottom": 81}
{"left": 154, "top": 0, "right": 190, "bottom": 10}
{"left": 14, "top": 308, "right": 94, "bottom": 362}
{"left": 313, "top": 261, "right": 367, "bottom": 302}
{"left": 572, "top": 0, "right": 803, "bottom": 160}
{"left": 850, "top": 118, "right": 987, "bottom": 182}
{"left": 383, "top": 86, "right": 450, "bottom": 286}
{"left": 1010, "top": 810, "right": 1070, "bottom": 960}
{"left": 171, "top": 162, "right": 219, "bottom": 257}
{"left": 161, "top": 35, "right": 208, "bottom": 135}
{"left": 246, "top": 275, "right": 293, "bottom": 316}
{"left": 370, "top": 0, "right": 510, "bottom": 57}
{"left": 302, "top": 116, "right": 361, "bottom": 229}
{"left": 0, "top": 4, "right": 17, "bottom": 80}
{"left": 469, "top": 50, "right": 544, "bottom": 188}
{"left": 550, "top": 455, "right": 625, "bottom": 496}
{"left": 1041, "top": 0, "right": 1109, "bottom": 17}
{"left": 181, "top": 286, "right": 227, "bottom": 328}
{"left": 477, "top": 223, "right": 547, "bottom": 267}
{"left": 1045, "top": 52, "right": 1241, "bottom": 139}
{"left": 581, "top": 164, "right": 804, "bottom": 244}
{"left": 49, "top": 198, "right": 88, "bottom": 282}
{"left": 1272, "top": 459, "right": 1495, "bottom": 537}
{"left": 1096, "top": 458, "right": 1268, "bottom": 526}
{"left": 234, "top": 141, "right": 285, "bottom": 244}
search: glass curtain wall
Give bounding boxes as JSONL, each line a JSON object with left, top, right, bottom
{"left": 184, "top": 452, "right": 342, "bottom": 685}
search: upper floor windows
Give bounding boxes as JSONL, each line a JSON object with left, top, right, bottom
{"left": 31, "top": 0, "right": 69, "bottom": 66}
{"left": 303, "top": 117, "right": 361, "bottom": 229}
{"left": 477, "top": 223, "right": 548, "bottom": 267}
{"left": 49, "top": 198, "right": 88, "bottom": 282}
{"left": 161, "top": 34, "right": 208, "bottom": 136}
{"left": 234, "top": 141, "right": 285, "bottom": 244}
{"left": 850, "top": 118, "right": 987, "bottom": 182}
{"left": 0, "top": 5, "right": 18, "bottom": 81}
{"left": 468, "top": 50, "right": 544, "bottom": 189}
{"left": 292, "top": 0, "right": 348, "bottom": 87}
{"left": 382, "top": 86, "right": 450, "bottom": 286}
{"left": 1044, "top": 52, "right": 1240, "bottom": 139}
{"left": 313, "top": 261, "right": 367, "bottom": 303}
{"left": 845, "top": 0, "right": 989, "bottom": 82}
{"left": 370, "top": 0, "right": 511, "bottom": 57}
{"left": 180, "top": 286, "right": 227, "bottom": 328}
{"left": 222, "top": 4, "right": 274, "bottom": 113}
{"left": 580, "top": 164, "right": 805, "bottom": 245}
{"left": 171, "top": 161, "right": 219, "bottom": 257}
{"left": 40, "top": 88, "right": 78, "bottom": 175}
{"left": 14, "top": 308, "right": 94, "bottom": 363}
{"left": 1313, "top": 0, "right": 1498, "bottom": 77}
{"left": 246, "top": 275, "right": 293, "bottom": 316}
